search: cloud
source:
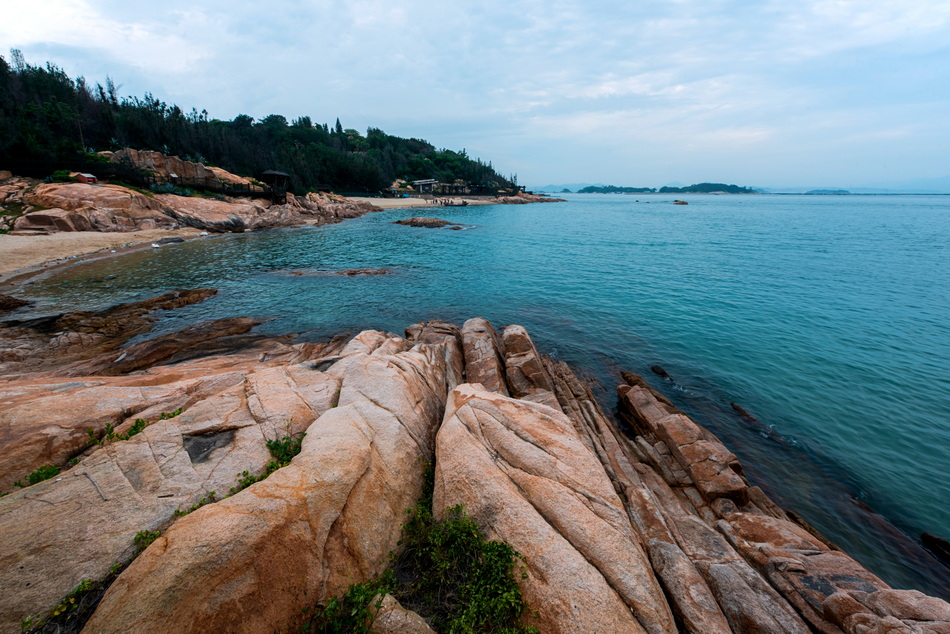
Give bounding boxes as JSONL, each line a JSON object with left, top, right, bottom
{"left": 2, "top": 0, "right": 949, "bottom": 186}
{"left": 1, "top": 0, "right": 212, "bottom": 73}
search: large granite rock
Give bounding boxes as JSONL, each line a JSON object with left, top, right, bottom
{"left": 18, "top": 183, "right": 176, "bottom": 232}
{"left": 0, "top": 354, "right": 341, "bottom": 632}
{"left": 434, "top": 383, "right": 677, "bottom": 634}
{"left": 1, "top": 314, "right": 948, "bottom": 634}
{"left": 82, "top": 332, "right": 455, "bottom": 633}
{"left": 155, "top": 193, "right": 303, "bottom": 232}
{"left": 110, "top": 149, "right": 219, "bottom": 183}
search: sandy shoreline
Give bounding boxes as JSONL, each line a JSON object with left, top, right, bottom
{"left": 348, "top": 196, "right": 495, "bottom": 209}
{"left": 0, "top": 227, "right": 206, "bottom": 287}
{"left": 0, "top": 196, "right": 503, "bottom": 289}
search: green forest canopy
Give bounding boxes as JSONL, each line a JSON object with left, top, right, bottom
{"left": 0, "top": 51, "right": 516, "bottom": 194}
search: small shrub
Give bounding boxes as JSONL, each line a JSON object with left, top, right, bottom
{"left": 313, "top": 571, "right": 396, "bottom": 633}
{"left": 228, "top": 432, "right": 304, "bottom": 496}
{"left": 173, "top": 491, "right": 216, "bottom": 518}
{"left": 13, "top": 464, "right": 60, "bottom": 488}
{"left": 87, "top": 408, "right": 184, "bottom": 446}
{"left": 159, "top": 407, "right": 184, "bottom": 420}
{"left": 21, "top": 563, "right": 128, "bottom": 632}
{"left": 133, "top": 530, "right": 160, "bottom": 553}
{"left": 46, "top": 170, "right": 76, "bottom": 183}
{"left": 309, "top": 463, "right": 536, "bottom": 634}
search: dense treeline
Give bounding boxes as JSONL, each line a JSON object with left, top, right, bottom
{"left": 658, "top": 183, "right": 756, "bottom": 194}
{"left": 0, "top": 52, "right": 514, "bottom": 193}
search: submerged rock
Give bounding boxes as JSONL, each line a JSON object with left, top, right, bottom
{"left": 394, "top": 217, "right": 458, "bottom": 228}
{"left": 0, "top": 293, "right": 31, "bottom": 311}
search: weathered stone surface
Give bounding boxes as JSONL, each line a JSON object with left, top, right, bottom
{"left": 111, "top": 149, "right": 220, "bottom": 183}
{"left": 460, "top": 317, "right": 509, "bottom": 395}
{"left": 618, "top": 378, "right": 748, "bottom": 504}
{"left": 369, "top": 594, "right": 436, "bottom": 634}
{"left": 156, "top": 193, "right": 303, "bottom": 232}
{"left": 434, "top": 384, "right": 676, "bottom": 634}
{"left": 405, "top": 320, "right": 465, "bottom": 391}
{"left": 207, "top": 166, "right": 253, "bottom": 185}
{"left": 501, "top": 324, "right": 559, "bottom": 410}
{"left": 17, "top": 183, "right": 177, "bottom": 232}
{"left": 83, "top": 333, "right": 451, "bottom": 633}
{"left": 0, "top": 354, "right": 341, "bottom": 632}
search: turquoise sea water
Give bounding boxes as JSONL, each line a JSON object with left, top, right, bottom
{"left": 14, "top": 193, "right": 950, "bottom": 596}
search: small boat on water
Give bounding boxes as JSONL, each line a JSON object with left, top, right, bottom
{"left": 673, "top": 200, "right": 688, "bottom": 205}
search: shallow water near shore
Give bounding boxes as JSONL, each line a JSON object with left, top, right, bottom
{"left": 15, "top": 193, "right": 950, "bottom": 597}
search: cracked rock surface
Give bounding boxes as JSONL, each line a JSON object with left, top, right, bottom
{"left": 0, "top": 311, "right": 947, "bottom": 633}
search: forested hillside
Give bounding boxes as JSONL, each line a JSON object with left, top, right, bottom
{"left": 0, "top": 51, "right": 514, "bottom": 193}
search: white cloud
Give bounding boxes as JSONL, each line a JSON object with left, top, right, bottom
{"left": 2, "top": 0, "right": 211, "bottom": 73}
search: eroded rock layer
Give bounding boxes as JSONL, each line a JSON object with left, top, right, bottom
{"left": 0, "top": 311, "right": 946, "bottom": 633}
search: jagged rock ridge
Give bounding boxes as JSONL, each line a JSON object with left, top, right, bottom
{"left": 0, "top": 306, "right": 947, "bottom": 633}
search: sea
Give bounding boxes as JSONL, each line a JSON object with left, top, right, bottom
{"left": 13, "top": 193, "right": 950, "bottom": 597}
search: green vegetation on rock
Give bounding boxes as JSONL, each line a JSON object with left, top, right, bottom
{"left": 308, "top": 464, "right": 537, "bottom": 634}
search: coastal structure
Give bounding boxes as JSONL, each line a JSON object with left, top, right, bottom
{"left": 0, "top": 301, "right": 947, "bottom": 632}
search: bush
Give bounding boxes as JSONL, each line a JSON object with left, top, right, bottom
{"left": 13, "top": 464, "right": 59, "bottom": 488}
{"left": 308, "top": 464, "right": 536, "bottom": 634}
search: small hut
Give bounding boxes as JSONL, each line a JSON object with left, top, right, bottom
{"left": 259, "top": 170, "right": 290, "bottom": 189}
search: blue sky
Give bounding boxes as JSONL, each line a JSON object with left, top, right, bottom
{"left": 3, "top": 0, "right": 950, "bottom": 188}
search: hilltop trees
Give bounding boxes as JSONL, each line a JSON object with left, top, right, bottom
{"left": 0, "top": 50, "right": 514, "bottom": 194}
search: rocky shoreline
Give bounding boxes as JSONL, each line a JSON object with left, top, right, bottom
{"left": 1, "top": 293, "right": 948, "bottom": 633}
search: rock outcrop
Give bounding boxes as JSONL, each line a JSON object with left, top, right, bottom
{"left": 17, "top": 183, "right": 176, "bottom": 232}
{"left": 395, "top": 217, "right": 458, "bottom": 228}
{"left": 1, "top": 310, "right": 947, "bottom": 634}
{"left": 1, "top": 158, "right": 382, "bottom": 236}
{"left": 109, "top": 149, "right": 226, "bottom": 184}
{"left": 82, "top": 330, "right": 457, "bottom": 633}
{"left": 496, "top": 192, "right": 567, "bottom": 204}
{"left": 155, "top": 193, "right": 303, "bottom": 232}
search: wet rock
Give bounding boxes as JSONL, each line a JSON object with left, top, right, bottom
{"left": 651, "top": 364, "right": 671, "bottom": 380}
{"left": 337, "top": 268, "right": 390, "bottom": 276}
{"left": 923, "top": 533, "right": 950, "bottom": 566}
{"left": 83, "top": 333, "right": 451, "bottom": 633}
{"left": 0, "top": 288, "right": 218, "bottom": 377}
{"left": 394, "top": 217, "right": 457, "bottom": 228}
{"left": 0, "top": 293, "right": 31, "bottom": 311}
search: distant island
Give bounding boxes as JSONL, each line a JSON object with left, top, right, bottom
{"left": 805, "top": 189, "right": 851, "bottom": 195}
{"left": 575, "top": 182, "right": 756, "bottom": 194}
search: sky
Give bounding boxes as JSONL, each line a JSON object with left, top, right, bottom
{"left": 3, "top": 0, "right": 950, "bottom": 189}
